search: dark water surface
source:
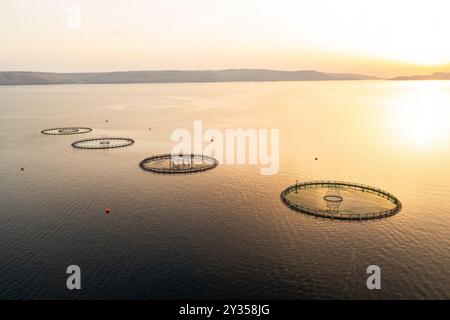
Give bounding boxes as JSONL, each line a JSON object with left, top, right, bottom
{"left": 0, "top": 81, "right": 449, "bottom": 299}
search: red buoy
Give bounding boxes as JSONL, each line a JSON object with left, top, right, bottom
{"left": 105, "top": 208, "right": 111, "bottom": 214}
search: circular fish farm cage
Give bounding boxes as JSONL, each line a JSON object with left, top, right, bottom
{"left": 281, "top": 181, "right": 402, "bottom": 220}
{"left": 139, "top": 153, "right": 218, "bottom": 174}
{"left": 41, "top": 127, "right": 92, "bottom": 135}
{"left": 71, "top": 137, "right": 135, "bottom": 149}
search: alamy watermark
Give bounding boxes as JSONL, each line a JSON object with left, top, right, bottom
{"left": 66, "top": 265, "right": 81, "bottom": 290}
{"left": 171, "top": 121, "right": 280, "bottom": 175}
{"left": 64, "top": 263, "right": 380, "bottom": 292}
{"left": 366, "top": 265, "right": 381, "bottom": 290}
{"left": 66, "top": 5, "right": 81, "bottom": 30}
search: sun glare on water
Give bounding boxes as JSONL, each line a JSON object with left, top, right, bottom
{"left": 387, "top": 81, "right": 450, "bottom": 150}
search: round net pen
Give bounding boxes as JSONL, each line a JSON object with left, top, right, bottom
{"left": 71, "top": 137, "right": 135, "bottom": 149}
{"left": 281, "top": 180, "right": 402, "bottom": 220}
{"left": 41, "top": 127, "right": 92, "bottom": 135}
{"left": 139, "top": 153, "right": 218, "bottom": 174}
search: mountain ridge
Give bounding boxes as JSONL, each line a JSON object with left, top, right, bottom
{"left": 0, "top": 69, "right": 379, "bottom": 86}
{"left": 390, "top": 72, "right": 450, "bottom": 80}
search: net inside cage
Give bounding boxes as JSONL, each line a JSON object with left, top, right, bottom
{"left": 323, "top": 185, "right": 343, "bottom": 211}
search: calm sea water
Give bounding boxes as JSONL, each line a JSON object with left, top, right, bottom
{"left": 0, "top": 81, "right": 449, "bottom": 299}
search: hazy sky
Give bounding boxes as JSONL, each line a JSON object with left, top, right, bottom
{"left": 2, "top": 0, "right": 450, "bottom": 77}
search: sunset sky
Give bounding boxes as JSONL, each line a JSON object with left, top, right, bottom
{"left": 2, "top": 0, "right": 450, "bottom": 77}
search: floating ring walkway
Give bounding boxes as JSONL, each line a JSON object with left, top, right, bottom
{"left": 281, "top": 180, "right": 402, "bottom": 220}
{"left": 139, "top": 153, "right": 218, "bottom": 174}
{"left": 71, "top": 137, "right": 135, "bottom": 149}
{"left": 41, "top": 127, "right": 92, "bottom": 135}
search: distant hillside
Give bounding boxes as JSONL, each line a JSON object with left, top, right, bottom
{"left": 390, "top": 72, "right": 450, "bottom": 80}
{"left": 326, "top": 72, "right": 379, "bottom": 80}
{"left": 0, "top": 69, "right": 379, "bottom": 85}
